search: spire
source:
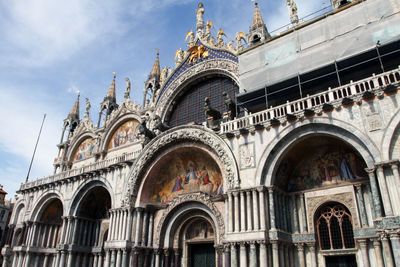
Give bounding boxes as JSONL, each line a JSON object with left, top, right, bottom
{"left": 106, "top": 72, "right": 117, "bottom": 101}
{"left": 150, "top": 50, "right": 160, "bottom": 79}
{"left": 68, "top": 92, "right": 80, "bottom": 121}
{"left": 251, "top": 2, "right": 265, "bottom": 31}
{"left": 247, "top": 1, "right": 270, "bottom": 46}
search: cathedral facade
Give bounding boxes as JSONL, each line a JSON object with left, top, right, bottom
{"left": 2, "top": 0, "right": 400, "bottom": 266}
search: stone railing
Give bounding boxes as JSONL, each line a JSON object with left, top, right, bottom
{"left": 221, "top": 67, "right": 400, "bottom": 134}
{"left": 20, "top": 150, "right": 141, "bottom": 190}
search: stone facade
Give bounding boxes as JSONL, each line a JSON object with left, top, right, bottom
{"left": 2, "top": 1, "right": 400, "bottom": 267}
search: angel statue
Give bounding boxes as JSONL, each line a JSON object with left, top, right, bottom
{"left": 227, "top": 40, "right": 234, "bottom": 51}
{"left": 174, "top": 48, "right": 184, "bottom": 67}
{"left": 204, "top": 20, "right": 213, "bottom": 42}
{"left": 85, "top": 98, "right": 91, "bottom": 119}
{"left": 235, "top": 31, "right": 247, "bottom": 51}
{"left": 196, "top": 2, "right": 205, "bottom": 33}
{"left": 287, "top": 0, "right": 299, "bottom": 25}
{"left": 217, "top": 28, "right": 227, "bottom": 48}
{"left": 124, "top": 77, "right": 131, "bottom": 100}
{"left": 185, "top": 30, "right": 195, "bottom": 48}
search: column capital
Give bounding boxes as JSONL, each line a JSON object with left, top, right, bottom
{"left": 245, "top": 190, "right": 251, "bottom": 196}
{"left": 357, "top": 239, "right": 369, "bottom": 248}
{"left": 256, "top": 186, "right": 265, "bottom": 193}
{"left": 372, "top": 238, "right": 382, "bottom": 247}
{"left": 154, "top": 248, "right": 162, "bottom": 255}
{"left": 364, "top": 168, "right": 376, "bottom": 174}
{"left": 294, "top": 243, "right": 304, "bottom": 251}
{"left": 232, "top": 191, "right": 239, "bottom": 197}
{"left": 239, "top": 241, "right": 247, "bottom": 247}
{"left": 163, "top": 248, "right": 170, "bottom": 256}
{"left": 136, "top": 207, "right": 144, "bottom": 212}
{"left": 249, "top": 241, "right": 256, "bottom": 248}
{"left": 391, "top": 163, "right": 399, "bottom": 170}
{"left": 267, "top": 187, "right": 274, "bottom": 193}
{"left": 173, "top": 248, "right": 181, "bottom": 255}
{"left": 305, "top": 242, "right": 316, "bottom": 251}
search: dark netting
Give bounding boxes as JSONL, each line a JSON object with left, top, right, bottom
{"left": 330, "top": 216, "right": 343, "bottom": 249}
{"left": 342, "top": 215, "right": 355, "bottom": 248}
{"left": 168, "top": 76, "right": 238, "bottom": 127}
{"left": 318, "top": 218, "right": 331, "bottom": 250}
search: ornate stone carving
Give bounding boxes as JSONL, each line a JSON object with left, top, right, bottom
{"left": 153, "top": 192, "right": 225, "bottom": 247}
{"left": 122, "top": 125, "right": 239, "bottom": 206}
{"left": 239, "top": 142, "right": 256, "bottom": 169}
{"left": 155, "top": 59, "right": 239, "bottom": 119}
{"left": 306, "top": 192, "right": 359, "bottom": 231}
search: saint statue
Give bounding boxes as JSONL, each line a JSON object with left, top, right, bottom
{"left": 286, "top": 0, "right": 299, "bottom": 25}
{"left": 196, "top": 2, "right": 205, "bottom": 25}
{"left": 124, "top": 78, "right": 131, "bottom": 100}
{"left": 85, "top": 98, "right": 91, "bottom": 119}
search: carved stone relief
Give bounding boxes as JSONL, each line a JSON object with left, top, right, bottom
{"left": 361, "top": 101, "right": 382, "bottom": 132}
{"left": 239, "top": 142, "right": 256, "bottom": 169}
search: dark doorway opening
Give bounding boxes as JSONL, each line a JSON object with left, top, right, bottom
{"left": 325, "top": 255, "right": 357, "bottom": 267}
{"left": 189, "top": 242, "right": 215, "bottom": 267}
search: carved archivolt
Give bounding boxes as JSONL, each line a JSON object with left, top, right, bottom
{"left": 122, "top": 125, "right": 239, "bottom": 206}
{"left": 155, "top": 59, "right": 239, "bottom": 120}
{"left": 306, "top": 192, "right": 359, "bottom": 232}
{"left": 154, "top": 192, "right": 225, "bottom": 247}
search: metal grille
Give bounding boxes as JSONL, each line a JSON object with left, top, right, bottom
{"left": 316, "top": 204, "right": 355, "bottom": 250}
{"left": 168, "top": 76, "right": 238, "bottom": 127}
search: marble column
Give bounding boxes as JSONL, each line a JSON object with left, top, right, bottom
{"left": 60, "top": 217, "right": 67, "bottom": 244}
{"left": 365, "top": 169, "right": 383, "bottom": 218}
{"left": 228, "top": 193, "right": 233, "bottom": 232}
{"left": 373, "top": 239, "right": 384, "bottom": 267}
{"left": 295, "top": 243, "right": 305, "bottom": 267}
{"left": 233, "top": 192, "right": 240, "bottom": 232}
{"left": 358, "top": 239, "right": 370, "bottom": 267}
{"left": 259, "top": 241, "right": 268, "bottom": 267}
{"left": 252, "top": 190, "right": 260, "bottom": 230}
{"left": 391, "top": 163, "right": 400, "bottom": 188}
{"left": 246, "top": 191, "right": 253, "bottom": 231}
{"left": 299, "top": 194, "right": 307, "bottom": 232}
{"left": 66, "top": 252, "right": 74, "bottom": 267}
{"left": 258, "top": 187, "right": 266, "bottom": 230}
{"left": 271, "top": 241, "right": 279, "bottom": 267}
{"left": 93, "top": 254, "right": 98, "bottom": 267}
{"left": 163, "top": 249, "right": 169, "bottom": 267}
{"left": 60, "top": 251, "right": 67, "bottom": 267}
{"left": 307, "top": 243, "right": 317, "bottom": 267}
{"left": 115, "top": 250, "right": 122, "bottom": 267}
{"left": 110, "top": 250, "right": 117, "bottom": 267}
{"left": 147, "top": 212, "right": 154, "bottom": 247}
{"left": 376, "top": 166, "right": 393, "bottom": 216}
{"left": 104, "top": 250, "right": 111, "bottom": 267}
{"left": 135, "top": 208, "right": 143, "bottom": 246}
{"left": 249, "top": 242, "right": 257, "bottom": 267}
{"left": 16, "top": 252, "right": 23, "bottom": 267}
{"left": 127, "top": 209, "right": 134, "bottom": 241}
{"left": 109, "top": 211, "right": 115, "bottom": 240}
{"left": 66, "top": 217, "right": 73, "bottom": 244}
{"left": 389, "top": 233, "right": 400, "bottom": 267}
{"left": 33, "top": 254, "right": 40, "bottom": 267}
{"left": 291, "top": 195, "right": 299, "bottom": 233}
{"left": 239, "top": 243, "right": 247, "bottom": 267}
{"left": 284, "top": 245, "right": 289, "bottom": 267}
{"left": 98, "top": 253, "right": 104, "bottom": 267}
{"left": 268, "top": 188, "right": 276, "bottom": 230}
{"left": 355, "top": 185, "right": 368, "bottom": 227}
{"left": 230, "top": 243, "right": 237, "bottom": 267}
{"left": 154, "top": 250, "right": 161, "bottom": 267}
{"left": 224, "top": 244, "right": 230, "bottom": 267}
{"left": 240, "top": 191, "right": 246, "bottom": 232}
{"left": 142, "top": 211, "right": 149, "bottom": 246}
{"left": 381, "top": 234, "right": 395, "bottom": 267}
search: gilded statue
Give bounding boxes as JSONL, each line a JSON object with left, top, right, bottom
{"left": 217, "top": 28, "right": 227, "bottom": 48}
{"left": 187, "top": 45, "right": 209, "bottom": 63}
{"left": 185, "top": 30, "right": 195, "bottom": 48}
{"left": 235, "top": 32, "right": 246, "bottom": 51}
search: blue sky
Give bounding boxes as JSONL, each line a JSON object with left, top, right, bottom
{"left": 0, "top": 0, "right": 330, "bottom": 199}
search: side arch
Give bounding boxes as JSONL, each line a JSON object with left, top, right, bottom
{"left": 381, "top": 108, "right": 400, "bottom": 160}
{"left": 10, "top": 202, "right": 25, "bottom": 225}
{"left": 29, "top": 191, "right": 64, "bottom": 222}
{"left": 66, "top": 132, "right": 97, "bottom": 163}
{"left": 122, "top": 125, "right": 240, "bottom": 206}
{"left": 68, "top": 179, "right": 114, "bottom": 215}
{"left": 100, "top": 113, "right": 142, "bottom": 153}
{"left": 255, "top": 118, "right": 380, "bottom": 186}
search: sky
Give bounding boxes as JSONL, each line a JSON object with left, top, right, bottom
{"left": 0, "top": 0, "right": 331, "bottom": 200}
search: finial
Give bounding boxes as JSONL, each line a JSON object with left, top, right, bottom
{"left": 112, "top": 72, "right": 116, "bottom": 79}
{"left": 156, "top": 48, "right": 159, "bottom": 56}
{"left": 252, "top": 0, "right": 258, "bottom": 6}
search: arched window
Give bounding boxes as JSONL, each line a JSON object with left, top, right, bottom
{"left": 316, "top": 204, "right": 355, "bottom": 250}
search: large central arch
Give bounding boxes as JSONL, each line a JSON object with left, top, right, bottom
{"left": 122, "top": 125, "right": 240, "bottom": 207}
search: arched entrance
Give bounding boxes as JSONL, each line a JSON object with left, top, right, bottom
{"left": 155, "top": 197, "right": 223, "bottom": 267}
{"left": 71, "top": 185, "right": 112, "bottom": 266}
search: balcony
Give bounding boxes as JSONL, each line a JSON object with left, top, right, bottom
{"left": 20, "top": 150, "right": 141, "bottom": 191}
{"left": 221, "top": 67, "right": 400, "bottom": 134}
